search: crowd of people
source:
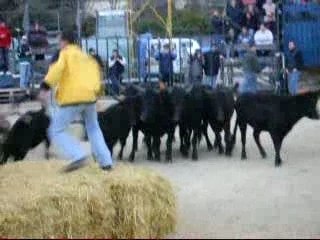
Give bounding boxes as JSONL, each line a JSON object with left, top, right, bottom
{"left": 211, "top": 0, "right": 278, "bottom": 57}
{"left": 0, "top": 19, "right": 48, "bottom": 88}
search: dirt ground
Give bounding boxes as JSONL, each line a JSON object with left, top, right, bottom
{"left": 5, "top": 101, "right": 320, "bottom": 239}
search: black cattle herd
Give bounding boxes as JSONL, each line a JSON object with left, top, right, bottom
{"left": 0, "top": 84, "right": 319, "bottom": 167}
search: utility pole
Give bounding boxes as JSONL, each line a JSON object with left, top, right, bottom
{"left": 167, "top": 0, "right": 173, "bottom": 38}
{"left": 76, "top": 0, "right": 82, "bottom": 44}
{"left": 22, "top": 0, "right": 30, "bottom": 33}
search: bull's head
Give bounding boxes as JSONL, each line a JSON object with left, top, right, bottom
{"left": 140, "top": 88, "right": 158, "bottom": 123}
{"left": 299, "top": 90, "right": 320, "bottom": 120}
{"left": 171, "top": 87, "right": 186, "bottom": 123}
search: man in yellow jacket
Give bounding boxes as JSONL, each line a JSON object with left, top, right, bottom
{"left": 39, "top": 31, "right": 113, "bottom": 173}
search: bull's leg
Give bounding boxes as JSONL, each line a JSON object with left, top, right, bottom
{"left": 239, "top": 122, "right": 247, "bottom": 160}
{"left": 253, "top": 130, "right": 267, "bottom": 159}
{"left": 224, "top": 121, "right": 233, "bottom": 156}
{"left": 192, "top": 129, "right": 200, "bottom": 161}
{"left": 231, "top": 118, "right": 238, "bottom": 149}
{"left": 118, "top": 138, "right": 127, "bottom": 161}
{"left": 0, "top": 150, "right": 9, "bottom": 165}
{"left": 271, "top": 133, "right": 284, "bottom": 167}
{"left": 202, "top": 122, "right": 213, "bottom": 151}
{"left": 166, "top": 129, "right": 174, "bottom": 163}
{"left": 153, "top": 136, "right": 161, "bottom": 162}
{"left": 214, "top": 130, "right": 224, "bottom": 154}
{"left": 45, "top": 137, "right": 50, "bottom": 160}
{"left": 129, "top": 127, "right": 139, "bottom": 162}
{"left": 145, "top": 135, "right": 153, "bottom": 161}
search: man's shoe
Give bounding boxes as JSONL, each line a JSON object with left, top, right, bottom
{"left": 62, "top": 158, "right": 88, "bottom": 173}
{"left": 101, "top": 165, "right": 113, "bottom": 171}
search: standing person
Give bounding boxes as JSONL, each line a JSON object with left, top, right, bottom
{"left": 189, "top": 50, "right": 204, "bottom": 85}
{"left": 28, "top": 22, "right": 48, "bottom": 61}
{"left": 38, "top": 31, "right": 113, "bottom": 173}
{"left": 203, "top": 44, "right": 221, "bottom": 89}
{"left": 240, "top": 45, "right": 261, "bottom": 94}
{"left": 155, "top": 43, "right": 177, "bottom": 87}
{"left": 286, "top": 41, "right": 304, "bottom": 95}
{"left": 0, "top": 20, "right": 12, "bottom": 74}
{"left": 108, "top": 49, "right": 126, "bottom": 96}
{"left": 211, "top": 9, "right": 225, "bottom": 43}
{"left": 18, "top": 35, "right": 32, "bottom": 88}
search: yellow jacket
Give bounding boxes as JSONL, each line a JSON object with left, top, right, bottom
{"left": 45, "top": 44, "right": 103, "bottom": 106}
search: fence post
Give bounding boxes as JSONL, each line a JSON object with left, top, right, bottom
{"left": 127, "top": 36, "right": 130, "bottom": 83}
{"left": 179, "top": 38, "right": 182, "bottom": 84}
{"left": 106, "top": 38, "right": 110, "bottom": 96}
{"left": 148, "top": 38, "right": 151, "bottom": 83}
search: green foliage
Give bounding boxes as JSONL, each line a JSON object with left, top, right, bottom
{"left": 82, "top": 15, "right": 96, "bottom": 38}
{"left": 135, "top": 19, "right": 166, "bottom": 36}
{"left": 135, "top": 9, "right": 211, "bottom": 36}
{"left": 173, "top": 9, "right": 210, "bottom": 36}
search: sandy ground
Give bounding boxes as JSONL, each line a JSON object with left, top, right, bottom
{"left": 4, "top": 101, "right": 320, "bottom": 239}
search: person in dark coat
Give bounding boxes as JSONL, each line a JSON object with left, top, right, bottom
{"left": 189, "top": 50, "right": 204, "bottom": 85}
{"left": 203, "top": 44, "right": 221, "bottom": 89}
{"left": 240, "top": 45, "right": 261, "bottom": 94}
{"left": 226, "top": 0, "right": 245, "bottom": 34}
{"left": 28, "top": 22, "right": 48, "bottom": 61}
{"left": 155, "top": 43, "right": 177, "bottom": 86}
{"left": 286, "top": 41, "right": 304, "bottom": 95}
{"left": 108, "top": 49, "right": 126, "bottom": 96}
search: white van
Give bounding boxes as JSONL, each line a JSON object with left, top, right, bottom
{"left": 146, "top": 38, "right": 201, "bottom": 76}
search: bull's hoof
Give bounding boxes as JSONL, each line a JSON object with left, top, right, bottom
{"left": 225, "top": 151, "right": 232, "bottom": 157}
{"left": 218, "top": 147, "right": 225, "bottom": 155}
{"left": 192, "top": 153, "right": 198, "bottom": 161}
{"left": 275, "top": 160, "right": 282, "bottom": 167}
{"left": 207, "top": 144, "right": 214, "bottom": 152}
{"left": 261, "top": 152, "right": 267, "bottom": 159}
{"left": 241, "top": 154, "right": 247, "bottom": 160}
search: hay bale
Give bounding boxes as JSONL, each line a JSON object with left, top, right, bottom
{"left": 0, "top": 161, "right": 176, "bottom": 239}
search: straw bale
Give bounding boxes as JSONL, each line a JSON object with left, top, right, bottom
{"left": 0, "top": 161, "right": 176, "bottom": 239}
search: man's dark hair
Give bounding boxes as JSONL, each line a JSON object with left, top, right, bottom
{"left": 60, "top": 30, "right": 77, "bottom": 44}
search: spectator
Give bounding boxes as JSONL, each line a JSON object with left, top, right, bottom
{"left": 18, "top": 35, "right": 32, "bottom": 88}
{"left": 240, "top": 45, "right": 261, "bottom": 94}
{"left": 242, "top": 0, "right": 257, "bottom": 6}
{"left": 286, "top": 41, "right": 304, "bottom": 95}
{"left": 263, "top": 0, "right": 276, "bottom": 33}
{"left": 0, "top": 19, "right": 12, "bottom": 73}
{"left": 108, "top": 49, "right": 126, "bottom": 96}
{"left": 226, "top": 0, "right": 245, "bottom": 34}
{"left": 189, "top": 50, "right": 204, "bottom": 85}
{"left": 89, "top": 48, "right": 105, "bottom": 96}
{"left": 211, "top": 9, "right": 224, "bottom": 35}
{"left": 237, "top": 26, "right": 254, "bottom": 57}
{"left": 203, "top": 44, "right": 221, "bottom": 89}
{"left": 225, "top": 28, "right": 237, "bottom": 58}
{"left": 244, "top": 4, "right": 260, "bottom": 33}
{"left": 254, "top": 23, "right": 274, "bottom": 56}
{"left": 263, "top": 0, "right": 276, "bottom": 23}
{"left": 155, "top": 43, "right": 177, "bottom": 86}
{"left": 89, "top": 48, "right": 104, "bottom": 72}
{"left": 28, "top": 22, "right": 48, "bottom": 61}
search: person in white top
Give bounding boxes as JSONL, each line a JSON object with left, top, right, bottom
{"left": 254, "top": 23, "right": 274, "bottom": 45}
{"left": 254, "top": 23, "right": 274, "bottom": 56}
